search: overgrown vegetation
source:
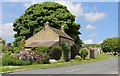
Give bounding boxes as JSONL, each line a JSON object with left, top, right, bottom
{"left": 71, "top": 44, "right": 80, "bottom": 59}
{"left": 101, "top": 37, "right": 120, "bottom": 55}
{"left": 2, "top": 55, "right": 31, "bottom": 66}
{"left": 60, "top": 43, "right": 70, "bottom": 62}
{"left": 80, "top": 48, "right": 88, "bottom": 60}
{"left": 1, "top": 54, "right": 117, "bottom": 72}
{"left": 34, "top": 46, "right": 49, "bottom": 54}
{"left": 49, "top": 46, "right": 62, "bottom": 60}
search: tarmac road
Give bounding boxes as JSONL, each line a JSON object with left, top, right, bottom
{"left": 9, "top": 58, "right": 118, "bottom": 74}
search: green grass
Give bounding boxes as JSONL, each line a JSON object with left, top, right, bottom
{"left": 1, "top": 54, "right": 118, "bottom": 72}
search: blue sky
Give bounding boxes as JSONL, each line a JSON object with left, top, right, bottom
{"left": 1, "top": 1, "right": 118, "bottom": 44}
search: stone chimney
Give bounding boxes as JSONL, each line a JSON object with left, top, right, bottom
{"left": 61, "top": 26, "right": 64, "bottom": 32}
{"left": 44, "top": 21, "right": 50, "bottom": 29}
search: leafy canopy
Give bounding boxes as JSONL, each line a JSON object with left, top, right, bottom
{"left": 0, "top": 37, "right": 6, "bottom": 45}
{"left": 101, "top": 37, "right": 120, "bottom": 53}
{"left": 13, "top": 2, "right": 82, "bottom": 47}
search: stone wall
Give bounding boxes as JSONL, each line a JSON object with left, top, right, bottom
{"left": 59, "top": 37, "right": 74, "bottom": 47}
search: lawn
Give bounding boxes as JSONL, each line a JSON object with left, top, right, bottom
{"left": 1, "top": 54, "right": 118, "bottom": 73}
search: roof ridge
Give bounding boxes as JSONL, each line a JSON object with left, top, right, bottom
{"left": 49, "top": 26, "right": 74, "bottom": 40}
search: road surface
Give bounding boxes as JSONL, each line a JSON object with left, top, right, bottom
{"left": 9, "top": 58, "right": 118, "bottom": 74}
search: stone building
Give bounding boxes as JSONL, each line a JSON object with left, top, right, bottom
{"left": 25, "top": 21, "right": 74, "bottom": 50}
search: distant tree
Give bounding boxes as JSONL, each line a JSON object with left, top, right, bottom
{"left": 101, "top": 37, "right": 120, "bottom": 54}
{"left": 13, "top": 2, "right": 82, "bottom": 47}
{"left": 0, "top": 37, "right": 6, "bottom": 45}
{"left": 6, "top": 43, "right": 12, "bottom": 47}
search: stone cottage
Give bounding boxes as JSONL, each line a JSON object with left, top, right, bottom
{"left": 25, "top": 21, "right": 74, "bottom": 50}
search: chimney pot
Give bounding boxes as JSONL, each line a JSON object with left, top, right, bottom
{"left": 61, "top": 26, "right": 64, "bottom": 32}
{"left": 44, "top": 21, "right": 50, "bottom": 29}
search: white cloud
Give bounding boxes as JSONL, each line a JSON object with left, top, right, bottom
{"left": 56, "top": 1, "right": 107, "bottom": 22}
{"left": 23, "top": 0, "right": 44, "bottom": 8}
{"left": 56, "top": 0, "right": 84, "bottom": 16}
{"left": 83, "top": 39, "right": 94, "bottom": 44}
{"left": 0, "top": 23, "right": 15, "bottom": 38}
{"left": 23, "top": 0, "right": 84, "bottom": 17}
{"left": 97, "top": 40, "right": 103, "bottom": 44}
{"left": 23, "top": 2, "right": 32, "bottom": 8}
{"left": 84, "top": 12, "right": 107, "bottom": 22}
{"left": 88, "top": 32, "right": 97, "bottom": 37}
{"left": 23, "top": 0, "right": 107, "bottom": 22}
{"left": 83, "top": 39, "right": 103, "bottom": 44}
{"left": 85, "top": 25, "right": 96, "bottom": 30}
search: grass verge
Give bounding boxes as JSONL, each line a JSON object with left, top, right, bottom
{"left": 1, "top": 54, "right": 118, "bottom": 72}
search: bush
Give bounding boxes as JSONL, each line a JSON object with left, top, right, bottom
{"left": 36, "top": 52, "right": 50, "bottom": 64}
{"left": 60, "top": 43, "right": 69, "bottom": 62}
{"left": 71, "top": 44, "right": 80, "bottom": 59}
{"left": 13, "top": 47, "right": 20, "bottom": 53}
{"left": 35, "top": 46, "right": 49, "bottom": 54}
{"left": 2, "top": 55, "right": 31, "bottom": 66}
{"left": 49, "top": 46, "right": 62, "bottom": 60}
{"left": 57, "top": 59, "right": 65, "bottom": 63}
{"left": 18, "top": 50, "right": 50, "bottom": 64}
{"left": 80, "top": 49, "right": 88, "bottom": 60}
{"left": 75, "top": 55, "right": 81, "bottom": 61}
{"left": 22, "top": 60, "right": 31, "bottom": 65}
{"left": 2, "top": 55, "right": 18, "bottom": 66}
{"left": 42, "top": 58, "right": 49, "bottom": 64}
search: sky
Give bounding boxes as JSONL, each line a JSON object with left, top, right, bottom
{"left": 1, "top": 0, "right": 118, "bottom": 44}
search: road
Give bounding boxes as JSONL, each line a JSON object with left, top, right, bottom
{"left": 9, "top": 58, "right": 118, "bottom": 74}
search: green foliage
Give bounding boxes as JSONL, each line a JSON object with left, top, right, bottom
{"left": 80, "top": 49, "right": 88, "bottom": 60}
{"left": 101, "top": 37, "right": 120, "bottom": 53}
{"left": 42, "top": 58, "right": 50, "bottom": 64}
{"left": 2, "top": 55, "right": 31, "bottom": 66}
{"left": 49, "top": 46, "right": 62, "bottom": 60}
{"left": 60, "top": 43, "right": 69, "bottom": 62}
{"left": 13, "top": 2, "right": 82, "bottom": 47}
{"left": 57, "top": 59, "right": 65, "bottom": 63}
{"left": 0, "top": 37, "right": 6, "bottom": 45}
{"left": 13, "top": 47, "right": 20, "bottom": 53}
{"left": 2, "top": 45, "right": 14, "bottom": 54}
{"left": 75, "top": 55, "right": 81, "bottom": 61}
{"left": 35, "top": 46, "right": 49, "bottom": 54}
{"left": 35, "top": 52, "right": 50, "bottom": 64}
{"left": 0, "top": 37, "right": 12, "bottom": 53}
{"left": 71, "top": 44, "right": 80, "bottom": 59}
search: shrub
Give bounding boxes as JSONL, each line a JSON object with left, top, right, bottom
{"left": 49, "top": 46, "right": 62, "bottom": 60}
{"left": 22, "top": 60, "right": 31, "bottom": 65}
{"left": 42, "top": 58, "right": 49, "bottom": 64}
{"left": 2, "top": 55, "right": 15, "bottom": 66}
{"left": 80, "top": 49, "right": 88, "bottom": 60}
{"left": 75, "top": 55, "right": 81, "bottom": 61}
{"left": 71, "top": 44, "right": 80, "bottom": 59}
{"left": 36, "top": 52, "right": 50, "bottom": 64}
{"left": 2, "top": 55, "right": 31, "bottom": 66}
{"left": 13, "top": 47, "right": 20, "bottom": 53}
{"left": 35, "top": 46, "right": 49, "bottom": 54}
{"left": 60, "top": 43, "right": 69, "bottom": 62}
{"left": 18, "top": 50, "right": 50, "bottom": 64}
{"left": 57, "top": 59, "right": 65, "bottom": 63}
